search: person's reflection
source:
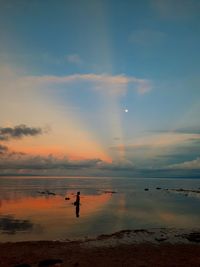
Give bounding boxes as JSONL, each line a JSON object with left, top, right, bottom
{"left": 76, "top": 203, "right": 80, "bottom": 218}
{"left": 74, "top": 191, "right": 80, "bottom": 218}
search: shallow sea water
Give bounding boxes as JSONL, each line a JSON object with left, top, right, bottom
{"left": 0, "top": 176, "right": 199, "bottom": 242}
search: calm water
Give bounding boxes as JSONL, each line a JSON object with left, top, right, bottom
{"left": 0, "top": 176, "right": 199, "bottom": 242}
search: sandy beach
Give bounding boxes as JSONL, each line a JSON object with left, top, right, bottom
{"left": 1, "top": 228, "right": 200, "bottom": 267}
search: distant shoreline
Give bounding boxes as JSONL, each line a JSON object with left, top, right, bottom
{"left": 0, "top": 174, "right": 200, "bottom": 179}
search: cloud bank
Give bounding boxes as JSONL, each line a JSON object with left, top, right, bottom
{"left": 0, "top": 144, "right": 8, "bottom": 154}
{"left": 169, "top": 157, "right": 200, "bottom": 170}
{"left": 0, "top": 124, "right": 43, "bottom": 141}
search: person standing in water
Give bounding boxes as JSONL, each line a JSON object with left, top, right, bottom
{"left": 74, "top": 191, "right": 80, "bottom": 217}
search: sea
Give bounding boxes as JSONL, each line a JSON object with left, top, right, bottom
{"left": 0, "top": 176, "right": 199, "bottom": 242}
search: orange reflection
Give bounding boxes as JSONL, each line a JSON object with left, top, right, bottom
{"left": 76, "top": 193, "right": 112, "bottom": 215}
{"left": 0, "top": 193, "right": 112, "bottom": 218}
{"left": 0, "top": 192, "right": 112, "bottom": 241}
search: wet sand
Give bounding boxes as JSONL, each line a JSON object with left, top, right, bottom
{"left": 0, "top": 228, "right": 200, "bottom": 267}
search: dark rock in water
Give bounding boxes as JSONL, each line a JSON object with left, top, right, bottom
{"left": 144, "top": 188, "right": 149, "bottom": 191}
{"left": 103, "top": 190, "right": 117, "bottom": 194}
{"left": 46, "top": 190, "right": 56, "bottom": 195}
{"left": 156, "top": 187, "right": 161, "bottom": 190}
{"left": 38, "top": 259, "right": 63, "bottom": 266}
{"left": 65, "top": 197, "right": 70, "bottom": 200}
{"left": 38, "top": 190, "right": 56, "bottom": 196}
{"left": 14, "top": 264, "right": 31, "bottom": 267}
{"left": 168, "top": 188, "right": 200, "bottom": 194}
{"left": 184, "top": 232, "right": 200, "bottom": 243}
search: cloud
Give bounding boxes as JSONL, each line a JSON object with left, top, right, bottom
{"left": 0, "top": 124, "right": 43, "bottom": 141}
{"left": 20, "top": 73, "right": 152, "bottom": 96}
{"left": 0, "top": 130, "right": 192, "bottom": 175}
{"left": 0, "top": 149, "right": 135, "bottom": 175}
{"left": 168, "top": 157, "right": 200, "bottom": 170}
{"left": 0, "top": 144, "right": 8, "bottom": 154}
{"left": 173, "top": 126, "right": 200, "bottom": 135}
{"left": 0, "top": 154, "right": 103, "bottom": 171}
{"left": 151, "top": 0, "right": 200, "bottom": 19}
{"left": 110, "top": 132, "right": 200, "bottom": 151}
{"left": 66, "top": 54, "right": 82, "bottom": 65}
{"left": 0, "top": 148, "right": 200, "bottom": 177}
{"left": 109, "top": 132, "right": 200, "bottom": 169}
{"left": 130, "top": 29, "right": 166, "bottom": 46}
{"left": 97, "top": 159, "right": 135, "bottom": 171}
{"left": 0, "top": 148, "right": 26, "bottom": 159}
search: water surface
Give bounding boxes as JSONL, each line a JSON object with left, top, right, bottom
{"left": 0, "top": 176, "right": 199, "bottom": 242}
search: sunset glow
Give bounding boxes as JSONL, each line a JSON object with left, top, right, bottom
{"left": 0, "top": 0, "right": 200, "bottom": 178}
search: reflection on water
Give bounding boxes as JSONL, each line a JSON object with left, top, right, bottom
{"left": 0, "top": 215, "right": 34, "bottom": 234}
{"left": 0, "top": 177, "right": 199, "bottom": 242}
{"left": 75, "top": 203, "right": 80, "bottom": 218}
{"left": 74, "top": 191, "right": 81, "bottom": 218}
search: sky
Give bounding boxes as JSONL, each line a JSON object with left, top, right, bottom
{"left": 0, "top": 0, "right": 200, "bottom": 177}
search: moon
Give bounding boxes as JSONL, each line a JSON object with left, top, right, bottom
{"left": 124, "top": 109, "right": 128, "bottom": 113}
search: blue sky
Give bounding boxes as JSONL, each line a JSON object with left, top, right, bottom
{"left": 0, "top": 0, "right": 200, "bottom": 177}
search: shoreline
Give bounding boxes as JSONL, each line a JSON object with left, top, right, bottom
{"left": 1, "top": 228, "right": 200, "bottom": 267}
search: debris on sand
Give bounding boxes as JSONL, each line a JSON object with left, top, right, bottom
{"left": 14, "top": 264, "right": 31, "bottom": 267}
{"left": 82, "top": 228, "right": 200, "bottom": 248}
{"left": 38, "top": 259, "right": 63, "bottom": 267}
{"left": 155, "top": 237, "right": 168, "bottom": 242}
{"left": 183, "top": 232, "right": 200, "bottom": 243}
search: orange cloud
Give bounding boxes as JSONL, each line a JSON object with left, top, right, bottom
{"left": 10, "top": 140, "right": 112, "bottom": 163}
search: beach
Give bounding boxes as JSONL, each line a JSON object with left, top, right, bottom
{"left": 1, "top": 228, "right": 200, "bottom": 267}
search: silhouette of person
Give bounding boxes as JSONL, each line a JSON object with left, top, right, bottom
{"left": 74, "top": 191, "right": 80, "bottom": 217}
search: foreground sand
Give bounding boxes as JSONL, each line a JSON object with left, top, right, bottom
{"left": 1, "top": 229, "right": 200, "bottom": 267}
